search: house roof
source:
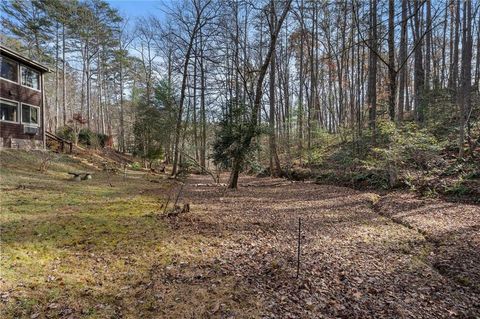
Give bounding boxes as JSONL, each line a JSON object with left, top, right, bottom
{"left": 0, "top": 45, "right": 50, "bottom": 73}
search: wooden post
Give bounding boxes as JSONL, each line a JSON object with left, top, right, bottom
{"left": 41, "top": 72, "right": 46, "bottom": 149}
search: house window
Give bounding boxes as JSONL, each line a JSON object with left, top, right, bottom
{"left": 0, "top": 56, "right": 18, "bottom": 82}
{"left": 0, "top": 99, "right": 19, "bottom": 122}
{"left": 22, "top": 104, "right": 39, "bottom": 125}
{"left": 21, "top": 66, "right": 40, "bottom": 90}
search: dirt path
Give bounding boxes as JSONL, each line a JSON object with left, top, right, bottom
{"left": 165, "top": 174, "right": 478, "bottom": 318}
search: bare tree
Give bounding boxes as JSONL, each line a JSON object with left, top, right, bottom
{"left": 171, "top": 0, "right": 216, "bottom": 176}
{"left": 458, "top": 0, "right": 473, "bottom": 158}
{"left": 228, "top": 0, "right": 293, "bottom": 189}
{"left": 367, "top": 0, "right": 378, "bottom": 141}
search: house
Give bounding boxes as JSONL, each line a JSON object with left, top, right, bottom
{"left": 1, "top": 45, "right": 49, "bottom": 149}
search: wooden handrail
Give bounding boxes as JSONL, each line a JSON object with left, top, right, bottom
{"left": 45, "top": 131, "right": 73, "bottom": 153}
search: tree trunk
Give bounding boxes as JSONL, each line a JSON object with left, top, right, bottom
{"left": 413, "top": 0, "right": 425, "bottom": 123}
{"left": 62, "top": 23, "right": 67, "bottom": 127}
{"left": 55, "top": 21, "right": 59, "bottom": 131}
{"left": 449, "top": 1, "right": 460, "bottom": 92}
{"left": 475, "top": 15, "right": 480, "bottom": 89}
{"left": 269, "top": 3, "right": 281, "bottom": 177}
{"left": 172, "top": 9, "right": 204, "bottom": 176}
{"left": 367, "top": 0, "right": 378, "bottom": 141}
{"left": 458, "top": 0, "right": 473, "bottom": 158}
{"left": 200, "top": 32, "right": 207, "bottom": 171}
{"left": 388, "top": 0, "right": 396, "bottom": 121}
{"left": 119, "top": 56, "right": 125, "bottom": 152}
{"left": 425, "top": 0, "right": 432, "bottom": 91}
{"left": 298, "top": 0, "right": 304, "bottom": 162}
{"left": 86, "top": 56, "right": 91, "bottom": 129}
{"left": 440, "top": 2, "right": 448, "bottom": 88}
{"left": 193, "top": 38, "right": 199, "bottom": 162}
{"left": 398, "top": 0, "right": 408, "bottom": 122}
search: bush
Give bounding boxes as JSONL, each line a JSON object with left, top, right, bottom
{"left": 78, "top": 128, "right": 95, "bottom": 146}
{"left": 131, "top": 162, "right": 142, "bottom": 170}
{"left": 246, "top": 159, "right": 264, "bottom": 175}
{"left": 178, "top": 160, "right": 192, "bottom": 175}
{"left": 362, "top": 120, "right": 443, "bottom": 188}
{"left": 351, "top": 170, "right": 390, "bottom": 189}
{"left": 445, "top": 182, "right": 472, "bottom": 196}
{"left": 212, "top": 102, "right": 260, "bottom": 170}
{"left": 465, "top": 171, "right": 480, "bottom": 180}
{"left": 97, "top": 133, "right": 109, "bottom": 148}
{"left": 77, "top": 128, "right": 109, "bottom": 148}
{"left": 309, "top": 130, "right": 338, "bottom": 165}
{"left": 315, "top": 171, "right": 338, "bottom": 183}
{"left": 56, "top": 126, "right": 75, "bottom": 141}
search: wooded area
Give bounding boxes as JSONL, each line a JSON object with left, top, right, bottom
{"left": 1, "top": 0, "right": 480, "bottom": 317}
{"left": 1, "top": 0, "right": 479, "bottom": 189}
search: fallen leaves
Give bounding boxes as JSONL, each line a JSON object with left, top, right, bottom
{"left": 376, "top": 192, "right": 480, "bottom": 292}
{"left": 1, "top": 169, "right": 478, "bottom": 318}
{"left": 174, "top": 174, "right": 479, "bottom": 318}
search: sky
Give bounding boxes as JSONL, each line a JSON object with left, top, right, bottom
{"left": 105, "top": 0, "right": 165, "bottom": 20}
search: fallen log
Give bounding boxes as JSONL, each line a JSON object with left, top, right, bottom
{"left": 240, "top": 181, "right": 293, "bottom": 188}
{"left": 193, "top": 183, "right": 227, "bottom": 187}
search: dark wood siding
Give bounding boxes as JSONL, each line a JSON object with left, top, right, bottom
{"left": 1, "top": 80, "right": 42, "bottom": 106}
{"left": 1, "top": 80, "right": 43, "bottom": 142}
{"left": 0, "top": 121, "right": 43, "bottom": 141}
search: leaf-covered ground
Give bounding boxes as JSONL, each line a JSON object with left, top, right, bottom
{"left": 174, "top": 174, "right": 479, "bottom": 318}
{"left": 1, "top": 150, "right": 478, "bottom": 318}
{"left": 375, "top": 193, "right": 480, "bottom": 292}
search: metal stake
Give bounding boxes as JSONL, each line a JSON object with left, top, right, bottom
{"left": 296, "top": 217, "right": 301, "bottom": 279}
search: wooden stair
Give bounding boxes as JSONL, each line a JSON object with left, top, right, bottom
{"left": 46, "top": 131, "right": 73, "bottom": 153}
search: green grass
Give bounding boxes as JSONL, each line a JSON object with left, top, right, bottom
{"left": 0, "top": 150, "right": 179, "bottom": 318}
{"left": 0, "top": 150, "right": 259, "bottom": 318}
